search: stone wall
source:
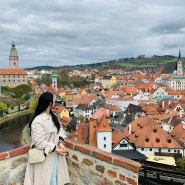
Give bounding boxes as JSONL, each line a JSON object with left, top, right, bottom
{"left": 0, "top": 140, "right": 141, "bottom": 185}
{"left": 0, "top": 146, "right": 29, "bottom": 185}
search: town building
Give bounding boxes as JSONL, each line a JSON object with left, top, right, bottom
{"left": 123, "top": 116, "right": 184, "bottom": 157}
{"left": 101, "top": 75, "right": 117, "bottom": 89}
{"left": 0, "top": 41, "right": 28, "bottom": 87}
{"left": 161, "top": 50, "right": 185, "bottom": 90}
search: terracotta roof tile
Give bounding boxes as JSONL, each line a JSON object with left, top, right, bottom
{"left": 161, "top": 115, "right": 183, "bottom": 127}
{"left": 0, "top": 68, "right": 27, "bottom": 75}
{"left": 144, "top": 104, "right": 159, "bottom": 115}
{"left": 54, "top": 106, "right": 65, "bottom": 113}
{"left": 123, "top": 116, "right": 183, "bottom": 149}
{"left": 90, "top": 107, "right": 110, "bottom": 121}
{"left": 148, "top": 111, "right": 178, "bottom": 123}
{"left": 171, "top": 123, "right": 185, "bottom": 145}
{"left": 97, "top": 116, "right": 112, "bottom": 132}
{"left": 73, "top": 95, "right": 95, "bottom": 105}
{"left": 103, "top": 103, "right": 122, "bottom": 111}
{"left": 112, "top": 129, "right": 125, "bottom": 148}
{"left": 60, "top": 116, "right": 72, "bottom": 127}
{"left": 123, "top": 87, "right": 138, "bottom": 95}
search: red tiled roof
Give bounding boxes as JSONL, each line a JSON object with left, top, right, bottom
{"left": 112, "top": 129, "right": 125, "bottom": 148}
{"left": 123, "top": 116, "right": 183, "bottom": 149}
{"left": 60, "top": 116, "right": 72, "bottom": 127}
{"left": 0, "top": 68, "right": 27, "bottom": 75}
{"left": 103, "top": 103, "right": 122, "bottom": 111}
{"left": 123, "top": 87, "right": 138, "bottom": 95}
{"left": 54, "top": 106, "right": 65, "bottom": 113}
{"left": 148, "top": 111, "right": 178, "bottom": 124}
{"left": 97, "top": 116, "right": 112, "bottom": 132}
{"left": 90, "top": 107, "right": 110, "bottom": 121}
{"left": 171, "top": 123, "right": 185, "bottom": 145}
{"left": 73, "top": 94, "right": 95, "bottom": 105}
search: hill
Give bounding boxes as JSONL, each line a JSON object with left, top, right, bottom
{"left": 24, "top": 55, "right": 182, "bottom": 71}
{"left": 24, "top": 65, "right": 57, "bottom": 71}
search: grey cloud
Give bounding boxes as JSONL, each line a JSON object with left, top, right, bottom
{"left": 1, "top": 0, "right": 185, "bottom": 68}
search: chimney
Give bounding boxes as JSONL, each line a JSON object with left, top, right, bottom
{"left": 129, "top": 123, "right": 132, "bottom": 135}
{"left": 123, "top": 113, "right": 126, "bottom": 118}
{"left": 179, "top": 110, "right": 183, "bottom": 118}
{"left": 182, "top": 119, "right": 185, "bottom": 129}
{"left": 183, "top": 122, "right": 185, "bottom": 130}
{"left": 77, "top": 124, "right": 82, "bottom": 141}
{"left": 162, "top": 101, "right": 164, "bottom": 108}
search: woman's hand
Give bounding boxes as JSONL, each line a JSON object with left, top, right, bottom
{"left": 55, "top": 147, "right": 67, "bottom": 156}
{"left": 58, "top": 141, "right": 65, "bottom": 151}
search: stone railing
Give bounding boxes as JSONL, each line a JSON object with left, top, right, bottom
{"left": 0, "top": 139, "right": 141, "bottom": 185}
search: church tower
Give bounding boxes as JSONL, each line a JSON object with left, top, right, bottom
{"left": 177, "top": 50, "right": 183, "bottom": 76}
{"left": 9, "top": 41, "right": 19, "bottom": 69}
{"left": 52, "top": 71, "right": 58, "bottom": 90}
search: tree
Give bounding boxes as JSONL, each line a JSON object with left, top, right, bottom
{"left": 176, "top": 157, "right": 185, "bottom": 169}
{"left": 29, "top": 93, "right": 40, "bottom": 113}
{"left": 0, "top": 102, "right": 8, "bottom": 113}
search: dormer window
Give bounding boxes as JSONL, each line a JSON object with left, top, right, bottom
{"left": 167, "top": 138, "right": 171, "bottom": 143}
{"left": 135, "top": 134, "right": 139, "bottom": 138}
{"left": 156, "top": 137, "right": 160, "bottom": 142}
{"left": 153, "top": 128, "right": 157, "bottom": 133}
{"left": 145, "top": 137, "right": 149, "bottom": 142}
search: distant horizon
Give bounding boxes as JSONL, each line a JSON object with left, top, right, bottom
{"left": 1, "top": 52, "right": 182, "bottom": 70}
{"left": 22, "top": 54, "right": 182, "bottom": 71}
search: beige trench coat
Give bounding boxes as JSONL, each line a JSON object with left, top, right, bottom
{"left": 24, "top": 112, "right": 70, "bottom": 185}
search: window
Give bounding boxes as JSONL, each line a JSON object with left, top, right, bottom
{"left": 150, "top": 148, "right": 152, "bottom": 151}
{"left": 168, "top": 149, "right": 171, "bottom": 152}
{"left": 104, "top": 137, "right": 106, "bottom": 141}
{"left": 120, "top": 143, "right": 127, "bottom": 147}
{"left": 141, "top": 148, "right": 144, "bottom": 151}
{"left": 104, "top": 144, "right": 106, "bottom": 148}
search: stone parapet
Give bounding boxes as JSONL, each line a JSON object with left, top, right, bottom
{"left": 66, "top": 139, "right": 141, "bottom": 185}
{"left": 0, "top": 146, "right": 29, "bottom": 185}
{"left": 0, "top": 140, "right": 141, "bottom": 185}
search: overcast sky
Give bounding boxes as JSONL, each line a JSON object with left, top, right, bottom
{"left": 0, "top": 0, "right": 185, "bottom": 68}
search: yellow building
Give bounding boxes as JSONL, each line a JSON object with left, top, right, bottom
{"left": 54, "top": 106, "right": 70, "bottom": 119}
{"left": 101, "top": 75, "right": 116, "bottom": 89}
{"left": 65, "top": 89, "right": 78, "bottom": 108}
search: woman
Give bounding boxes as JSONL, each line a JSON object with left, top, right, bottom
{"left": 24, "top": 91, "right": 70, "bottom": 185}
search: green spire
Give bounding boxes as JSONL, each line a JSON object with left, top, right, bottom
{"left": 10, "top": 41, "right": 18, "bottom": 56}
{"left": 178, "top": 49, "right": 181, "bottom": 61}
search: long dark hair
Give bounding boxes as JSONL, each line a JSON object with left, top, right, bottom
{"left": 29, "top": 91, "right": 60, "bottom": 133}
